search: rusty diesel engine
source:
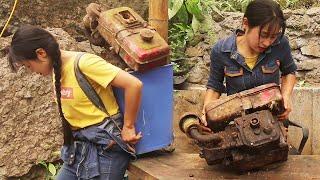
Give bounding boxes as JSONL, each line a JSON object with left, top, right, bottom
{"left": 83, "top": 3, "right": 170, "bottom": 72}
{"left": 180, "top": 83, "right": 308, "bottom": 171}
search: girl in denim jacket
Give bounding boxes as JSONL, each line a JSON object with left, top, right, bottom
{"left": 202, "top": 0, "right": 297, "bottom": 125}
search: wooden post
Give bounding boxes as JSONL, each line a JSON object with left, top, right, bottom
{"left": 149, "top": 0, "right": 168, "bottom": 42}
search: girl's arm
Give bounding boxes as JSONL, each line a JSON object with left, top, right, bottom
{"left": 202, "top": 89, "right": 221, "bottom": 126}
{"left": 111, "top": 69, "right": 143, "bottom": 144}
{"left": 278, "top": 73, "right": 296, "bottom": 120}
{"left": 203, "top": 44, "right": 225, "bottom": 126}
{"left": 278, "top": 37, "right": 298, "bottom": 120}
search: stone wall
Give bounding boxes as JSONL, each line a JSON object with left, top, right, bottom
{"left": 185, "top": 7, "right": 320, "bottom": 88}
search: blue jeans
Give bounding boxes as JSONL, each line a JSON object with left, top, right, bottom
{"left": 56, "top": 144, "right": 130, "bottom": 180}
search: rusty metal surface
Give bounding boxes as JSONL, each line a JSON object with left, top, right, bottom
{"left": 195, "top": 110, "right": 289, "bottom": 171}
{"left": 205, "top": 83, "right": 283, "bottom": 125}
{"left": 129, "top": 153, "right": 320, "bottom": 179}
{"left": 83, "top": 3, "right": 170, "bottom": 71}
{"left": 178, "top": 84, "right": 292, "bottom": 171}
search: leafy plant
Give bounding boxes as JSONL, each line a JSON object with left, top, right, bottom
{"left": 169, "top": 23, "right": 193, "bottom": 60}
{"left": 206, "top": 0, "right": 250, "bottom": 12}
{"left": 281, "top": 0, "right": 317, "bottom": 8}
{"left": 38, "top": 161, "right": 61, "bottom": 180}
{"left": 297, "top": 80, "right": 311, "bottom": 87}
{"left": 277, "top": 0, "right": 299, "bottom": 8}
{"left": 168, "top": 0, "right": 214, "bottom": 73}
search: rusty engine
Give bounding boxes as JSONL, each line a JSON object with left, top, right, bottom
{"left": 83, "top": 3, "right": 170, "bottom": 72}
{"left": 179, "top": 83, "right": 308, "bottom": 171}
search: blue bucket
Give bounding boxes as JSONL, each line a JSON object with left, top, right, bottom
{"left": 113, "top": 64, "right": 174, "bottom": 154}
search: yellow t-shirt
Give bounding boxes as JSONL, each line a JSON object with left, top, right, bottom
{"left": 58, "top": 53, "right": 121, "bottom": 128}
{"left": 245, "top": 55, "right": 258, "bottom": 69}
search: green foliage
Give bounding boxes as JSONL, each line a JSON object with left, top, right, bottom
{"left": 38, "top": 161, "right": 61, "bottom": 180}
{"left": 169, "top": 23, "right": 193, "bottom": 60}
{"left": 168, "top": 0, "right": 213, "bottom": 73}
{"left": 283, "top": 0, "right": 319, "bottom": 8}
{"left": 168, "top": 0, "right": 184, "bottom": 19}
{"left": 297, "top": 80, "right": 311, "bottom": 87}
{"left": 185, "top": 0, "right": 205, "bottom": 22}
{"left": 278, "top": 0, "right": 297, "bottom": 8}
{"left": 169, "top": 23, "right": 194, "bottom": 73}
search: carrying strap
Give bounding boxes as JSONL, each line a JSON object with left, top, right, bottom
{"left": 283, "top": 119, "right": 309, "bottom": 155}
{"left": 74, "top": 52, "right": 121, "bottom": 131}
{"left": 74, "top": 53, "right": 110, "bottom": 116}
{"left": 73, "top": 52, "right": 136, "bottom": 155}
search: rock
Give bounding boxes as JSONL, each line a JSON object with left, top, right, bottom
{"left": 313, "top": 15, "right": 320, "bottom": 24}
{"left": 292, "top": 51, "right": 313, "bottom": 62}
{"left": 297, "top": 60, "right": 320, "bottom": 70}
{"left": 217, "top": 29, "right": 234, "bottom": 40}
{"left": 304, "top": 21, "right": 320, "bottom": 35}
{"left": 285, "top": 29, "right": 303, "bottom": 37}
{"left": 306, "top": 7, "right": 320, "bottom": 16}
{"left": 185, "top": 46, "right": 205, "bottom": 57}
{"left": 47, "top": 28, "right": 79, "bottom": 51}
{"left": 314, "top": 24, "right": 320, "bottom": 35}
{"left": 305, "top": 68, "right": 320, "bottom": 83}
{"left": 188, "top": 34, "right": 205, "bottom": 47}
{"left": 220, "top": 12, "right": 243, "bottom": 30}
{"left": 77, "top": 40, "right": 105, "bottom": 54}
{"left": 292, "top": 37, "right": 320, "bottom": 50}
{"left": 211, "top": 23, "right": 222, "bottom": 34}
{"left": 283, "top": 9, "right": 293, "bottom": 19}
{"left": 295, "top": 38, "right": 307, "bottom": 49}
{"left": 286, "top": 14, "right": 312, "bottom": 31}
{"left": 301, "top": 44, "right": 320, "bottom": 58}
{"left": 289, "top": 38, "right": 299, "bottom": 50}
{"left": 187, "top": 61, "right": 209, "bottom": 84}
{"left": 186, "top": 57, "right": 202, "bottom": 67}
{"left": 203, "top": 52, "right": 211, "bottom": 66}
{"left": 211, "top": 11, "right": 225, "bottom": 22}
{"left": 222, "top": 12, "right": 244, "bottom": 20}
{"left": 292, "top": 9, "right": 307, "bottom": 15}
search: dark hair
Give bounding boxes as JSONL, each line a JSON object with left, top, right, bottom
{"left": 8, "top": 25, "right": 73, "bottom": 145}
{"left": 244, "top": 0, "right": 286, "bottom": 38}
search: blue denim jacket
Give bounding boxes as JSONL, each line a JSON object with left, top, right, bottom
{"left": 207, "top": 30, "right": 297, "bottom": 95}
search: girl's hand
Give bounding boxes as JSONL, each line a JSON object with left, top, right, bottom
{"left": 121, "top": 126, "right": 142, "bottom": 144}
{"left": 278, "top": 95, "right": 292, "bottom": 121}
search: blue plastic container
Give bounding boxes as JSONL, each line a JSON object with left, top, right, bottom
{"left": 113, "top": 64, "right": 174, "bottom": 154}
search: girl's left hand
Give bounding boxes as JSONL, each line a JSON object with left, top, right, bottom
{"left": 121, "top": 126, "right": 142, "bottom": 144}
{"left": 278, "top": 95, "right": 292, "bottom": 121}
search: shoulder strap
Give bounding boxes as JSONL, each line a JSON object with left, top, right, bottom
{"left": 74, "top": 52, "right": 110, "bottom": 116}
{"left": 74, "top": 54, "right": 136, "bottom": 154}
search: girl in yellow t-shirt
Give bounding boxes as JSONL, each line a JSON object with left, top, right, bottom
{"left": 7, "top": 25, "right": 142, "bottom": 179}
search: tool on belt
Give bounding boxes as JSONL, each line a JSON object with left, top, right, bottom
{"left": 179, "top": 83, "right": 309, "bottom": 171}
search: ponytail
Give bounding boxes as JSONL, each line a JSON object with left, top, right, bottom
{"left": 8, "top": 25, "right": 74, "bottom": 145}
